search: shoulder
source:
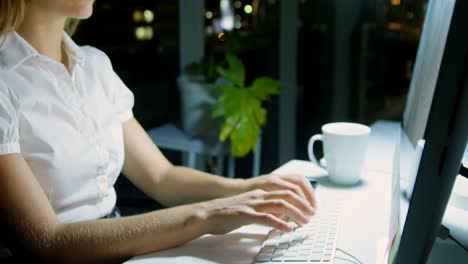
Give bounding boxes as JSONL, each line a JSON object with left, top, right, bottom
{"left": 80, "top": 46, "right": 113, "bottom": 67}
{"left": 81, "top": 45, "right": 108, "bottom": 59}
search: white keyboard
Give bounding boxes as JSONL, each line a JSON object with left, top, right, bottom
{"left": 254, "top": 199, "right": 342, "bottom": 263}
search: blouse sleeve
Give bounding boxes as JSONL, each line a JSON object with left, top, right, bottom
{"left": 106, "top": 64, "right": 135, "bottom": 123}
{"left": 0, "top": 80, "right": 20, "bottom": 154}
{"left": 86, "top": 46, "right": 135, "bottom": 123}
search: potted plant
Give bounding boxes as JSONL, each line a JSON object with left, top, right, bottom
{"left": 177, "top": 51, "right": 279, "bottom": 158}
{"left": 212, "top": 53, "right": 280, "bottom": 157}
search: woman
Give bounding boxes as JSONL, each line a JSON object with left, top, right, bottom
{"left": 0, "top": 0, "right": 316, "bottom": 263}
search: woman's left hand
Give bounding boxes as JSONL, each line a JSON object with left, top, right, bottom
{"left": 240, "top": 174, "right": 317, "bottom": 209}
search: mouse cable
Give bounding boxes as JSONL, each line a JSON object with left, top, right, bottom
{"left": 335, "top": 256, "right": 361, "bottom": 264}
{"left": 336, "top": 248, "right": 364, "bottom": 264}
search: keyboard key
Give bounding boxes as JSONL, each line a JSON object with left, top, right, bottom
{"left": 260, "top": 246, "right": 275, "bottom": 254}
{"left": 286, "top": 250, "right": 298, "bottom": 256}
{"left": 323, "top": 254, "right": 333, "bottom": 261}
{"left": 277, "top": 242, "right": 289, "bottom": 249}
{"left": 312, "top": 246, "right": 325, "bottom": 252}
{"left": 274, "top": 248, "right": 288, "bottom": 255}
{"left": 309, "top": 252, "right": 323, "bottom": 261}
{"left": 270, "top": 230, "right": 282, "bottom": 238}
{"left": 271, "top": 254, "right": 284, "bottom": 262}
{"left": 289, "top": 243, "right": 301, "bottom": 250}
{"left": 288, "top": 246, "right": 301, "bottom": 252}
{"left": 291, "top": 237, "right": 304, "bottom": 243}
{"left": 255, "top": 253, "right": 272, "bottom": 262}
{"left": 263, "top": 239, "right": 280, "bottom": 247}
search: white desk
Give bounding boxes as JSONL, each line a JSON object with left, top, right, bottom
{"left": 126, "top": 162, "right": 394, "bottom": 264}
{"left": 126, "top": 121, "right": 467, "bottom": 263}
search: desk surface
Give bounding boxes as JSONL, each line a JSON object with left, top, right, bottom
{"left": 127, "top": 162, "right": 394, "bottom": 264}
{"left": 126, "top": 121, "right": 400, "bottom": 264}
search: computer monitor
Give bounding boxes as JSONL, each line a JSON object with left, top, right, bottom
{"left": 391, "top": 0, "right": 468, "bottom": 263}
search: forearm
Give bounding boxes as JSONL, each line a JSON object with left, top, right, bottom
{"left": 35, "top": 204, "right": 207, "bottom": 264}
{"left": 145, "top": 166, "right": 247, "bottom": 207}
{"left": 120, "top": 118, "right": 248, "bottom": 206}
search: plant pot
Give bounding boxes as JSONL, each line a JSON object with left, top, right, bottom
{"left": 177, "top": 73, "right": 221, "bottom": 138}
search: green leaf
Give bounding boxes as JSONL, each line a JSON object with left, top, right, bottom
{"left": 216, "top": 53, "right": 245, "bottom": 87}
{"left": 219, "top": 115, "right": 240, "bottom": 142}
{"left": 211, "top": 84, "right": 237, "bottom": 119}
{"left": 229, "top": 114, "right": 261, "bottom": 157}
{"left": 210, "top": 54, "right": 280, "bottom": 157}
{"left": 253, "top": 106, "right": 267, "bottom": 127}
{"left": 211, "top": 83, "right": 268, "bottom": 157}
{"left": 248, "top": 77, "right": 280, "bottom": 100}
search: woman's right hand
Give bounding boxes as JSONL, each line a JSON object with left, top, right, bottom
{"left": 198, "top": 189, "right": 316, "bottom": 235}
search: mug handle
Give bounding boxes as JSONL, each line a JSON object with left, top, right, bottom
{"left": 308, "top": 134, "right": 327, "bottom": 169}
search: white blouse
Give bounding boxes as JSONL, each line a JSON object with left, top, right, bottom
{"left": 0, "top": 32, "right": 134, "bottom": 223}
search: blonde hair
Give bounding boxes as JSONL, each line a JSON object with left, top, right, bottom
{"left": 0, "top": 0, "right": 80, "bottom": 36}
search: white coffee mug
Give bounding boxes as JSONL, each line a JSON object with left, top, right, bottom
{"left": 308, "top": 122, "right": 371, "bottom": 185}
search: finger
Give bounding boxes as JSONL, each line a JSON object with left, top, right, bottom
{"left": 247, "top": 211, "right": 293, "bottom": 232}
{"left": 271, "top": 212, "right": 286, "bottom": 219}
{"left": 265, "top": 190, "right": 315, "bottom": 216}
{"left": 269, "top": 179, "right": 308, "bottom": 204}
{"left": 279, "top": 174, "right": 317, "bottom": 208}
{"left": 253, "top": 199, "right": 311, "bottom": 226}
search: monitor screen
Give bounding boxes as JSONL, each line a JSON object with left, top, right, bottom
{"left": 391, "top": 0, "right": 468, "bottom": 263}
{"left": 402, "top": 0, "right": 455, "bottom": 146}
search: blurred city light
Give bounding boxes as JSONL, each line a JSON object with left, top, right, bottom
{"left": 218, "top": 32, "right": 225, "bottom": 41}
{"left": 388, "top": 22, "right": 403, "bottom": 31}
{"left": 220, "top": 0, "right": 235, "bottom": 31}
{"left": 234, "top": 14, "right": 242, "bottom": 29}
{"left": 135, "top": 26, "right": 154, "bottom": 40}
{"left": 206, "top": 11, "right": 213, "bottom": 19}
{"left": 244, "top": 4, "right": 253, "bottom": 14}
{"left": 133, "top": 10, "right": 143, "bottom": 23}
{"left": 234, "top": 1, "right": 242, "bottom": 9}
{"left": 206, "top": 25, "right": 215, "bottom": 36}
{"left": 390, "top": 0, "right": 401, "bottom": 6}
{"left": 143, "top": 10, "right": 155, "bottom": 23}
